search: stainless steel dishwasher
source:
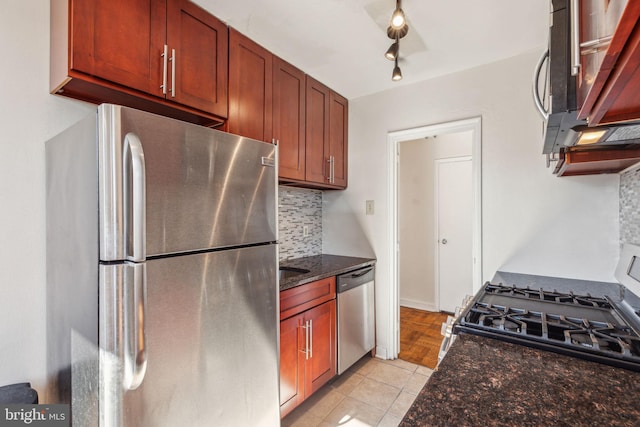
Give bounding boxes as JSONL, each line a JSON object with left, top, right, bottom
{"left": 336, "top": 265, "right": 375, "bottom": 374}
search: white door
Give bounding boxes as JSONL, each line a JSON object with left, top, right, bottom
{"left": 436, "top": 157, "right": 473, "bottom": 313}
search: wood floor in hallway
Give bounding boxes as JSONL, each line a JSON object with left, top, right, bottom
{"left": 398, "top": 306, "right": 449, "bottom": 369}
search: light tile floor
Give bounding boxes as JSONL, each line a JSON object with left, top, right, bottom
{"left": 281, "top": 357, "right": 434, "bottom": 427}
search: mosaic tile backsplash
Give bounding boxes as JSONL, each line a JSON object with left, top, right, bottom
{"left": 620, "top": 166, "right": 640, "bottom": 246}
{"left": 278, "top": 186, "right": 322, "bottom": 261}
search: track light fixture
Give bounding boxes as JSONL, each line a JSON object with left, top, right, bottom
{"left": 385, "top": 38, "right": 399, "bottom": 61}
{"left": 385, "top": 0, "right": 408, "bottom": 81}
{"left": 392, "top": 58, "right": 402, "bottom": 81}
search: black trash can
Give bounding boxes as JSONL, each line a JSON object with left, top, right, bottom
{"left": 0, "top": 382, "right": 38, "bottom": 404}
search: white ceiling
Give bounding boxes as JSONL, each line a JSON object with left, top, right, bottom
{"left": 193, "top": 0, "right": 550, "bottom": 100}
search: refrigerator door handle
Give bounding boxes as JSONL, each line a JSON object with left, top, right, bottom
{"left": 123, "top": 133, "right": 146, "bottom": 262}
{"left": 123, "top": 262, "right": 148, "bottom": 390}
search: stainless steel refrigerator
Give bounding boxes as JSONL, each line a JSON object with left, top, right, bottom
{"left": 45, "top": 104, "right": 280, "bottom": 426}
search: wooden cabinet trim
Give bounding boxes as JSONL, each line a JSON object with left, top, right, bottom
{"left": 280, "top": 276, "right": 336, "bottom": 320}
{"left": 555, "top": 147, "right": 640, "bottom": 176}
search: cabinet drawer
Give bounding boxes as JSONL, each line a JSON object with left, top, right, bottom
{"left": 280, "top": 277, "right": 335, "bottom": 320}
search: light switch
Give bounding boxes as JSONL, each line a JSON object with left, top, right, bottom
{"left": 365, "top": 200, "right": 374, "bottom": 215}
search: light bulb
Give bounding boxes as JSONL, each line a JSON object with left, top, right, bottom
{"left": 391, "top": 9, "right": 405, "bottom": 29}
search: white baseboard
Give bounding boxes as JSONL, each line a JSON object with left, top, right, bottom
{"left": 374, "top": 345, "right": 389, "bottom": 360}
{"left": 400, "top": 298, "right": 438, "bottom": 312}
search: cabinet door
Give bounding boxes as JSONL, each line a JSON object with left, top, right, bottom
{"left": 577, "top": 0, "right": 630, "bottom": 120}
{"left": 228, "top": 29, "right": 273, "bottom": 142}
{"left": 166, "top": 0, "right": 228, "bottom": 117}
{"left": 279, "top": 314, "right": 305, "bottom": 418}
{"left": 71, "top": 0, "right": 166, "bottom": 96}
{"left": 585, "top": 2, "right": 640, "bottom": 124}
{"left": 305, "top": 76, "right": 330, "bottom": 184}
{"left": 305, "top": 300, "right": 336, "bottom": 396}
{"left": 274, "top": 57, "right": 306, "bottom": 181}
{"left": 329, "top": 91, "right": 348, "bottom": 188}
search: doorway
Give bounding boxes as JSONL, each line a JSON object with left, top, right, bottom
{"left": 387, "top": 117, "right": 482, "bottom": 359}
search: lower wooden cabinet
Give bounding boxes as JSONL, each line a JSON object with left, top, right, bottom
{"left": 279, "top": 278, "right": 336, "bottom": 418}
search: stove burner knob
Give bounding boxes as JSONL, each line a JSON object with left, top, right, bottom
{"left": 462, "top": 295, "right": 473, "bottom": 307}
{"left": 440, "top": 315, "right": 454, "bottom": 336}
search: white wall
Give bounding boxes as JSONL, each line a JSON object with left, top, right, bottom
{"left": 323, "top": 49, "right": 620, "bottom": 359}
{"left": 0, "top": 0, "right": 94, "bottom": 393}
{"left": 399, "top": 133, "right": 472, "bottom": 310}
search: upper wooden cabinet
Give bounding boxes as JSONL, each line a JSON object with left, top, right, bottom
{"left": 305, "top": 77, "right": 330, "bottom": 185}
{"left": 305, "top": 77, "right": 348, "bottom": 189}
{"left": 576, "top": 1, "right": 640, "bottom": 125}
{"left": 51, "top": 0, "right": 228, "bottom": 126}
{"left": 228, "top": 28, "right": 273, "bottom": 142}
{"left": 228, "top": 29, "right": 347, "bottom": 189}
{"left": 329, "top": 91, "right": 348, "bottom": 188}
{"left": 274, "top": 58, "right": 306, "bottom": 182}
{"left": 167, "top": 0, "right": 228, "bottom": 116}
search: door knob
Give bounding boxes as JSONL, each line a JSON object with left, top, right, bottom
{"left": 441, "top": 239, "right": 448, "bottom": 244}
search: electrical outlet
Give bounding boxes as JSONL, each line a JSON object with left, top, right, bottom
{"left": 303, "top": 225, "right": 309, "bottom": 237}
{"left": 366, "top": 200, "right": 374, "bottom": 215}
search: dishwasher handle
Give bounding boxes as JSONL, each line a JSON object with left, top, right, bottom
{"left": 337, "top": 266, "right": 375, "bottom": 293}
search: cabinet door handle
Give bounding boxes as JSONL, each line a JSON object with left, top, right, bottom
{"left": 326, "top": 156, "right": 335, "bottom": 183}
{"left": 570, "top": 0, "right": 581, "bottom": 76}
{"left": 161, "top": 45, "right": 168, "bottom": 95}
{"left": 332, "top": 156, "right": 335, "bottom": 184}
{"left": 327, "top": 158, "right": 331, "bottom": 182}
{"left": 580, "top": 35, "right": 613, "bottom": 55}
{"left": 170, "top": 48, "right": 176, "bottom": 98}
{"left": 309, "top": 319, "right": 313, "bottom": 359}
{"left": 301, "top": 320, "right": 310, "bottom": 360}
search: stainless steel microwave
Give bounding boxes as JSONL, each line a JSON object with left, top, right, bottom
{"left": 533, "top": 0, "right": 640, "bottom": 155}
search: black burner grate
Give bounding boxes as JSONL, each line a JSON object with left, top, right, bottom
{"left": 456, "top": 283, "right": 640, "bottom": 370}
{"left": 484, "top": 283, "right": 612, "bottom": 308}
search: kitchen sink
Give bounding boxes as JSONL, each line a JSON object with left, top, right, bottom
{"left": 279, "top": 266, "right": 310, "bottom": 281}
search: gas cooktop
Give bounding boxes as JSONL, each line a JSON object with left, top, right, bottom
{"left": 455, "top": 282, "right": 640, "bottom": 371}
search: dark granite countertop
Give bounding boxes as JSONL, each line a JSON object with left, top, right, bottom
{"left": 401, "top": 334, "right": 640, "bottom": 426}
{"left": 279, "top": 254, "right": 376, "bottom": 291}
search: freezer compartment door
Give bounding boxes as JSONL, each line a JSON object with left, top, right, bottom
{"left": 99, "top": 104, "right": 277, "bottom": 261}
{"left": 100, "top": 244, "right": 280, "bottom": 427}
